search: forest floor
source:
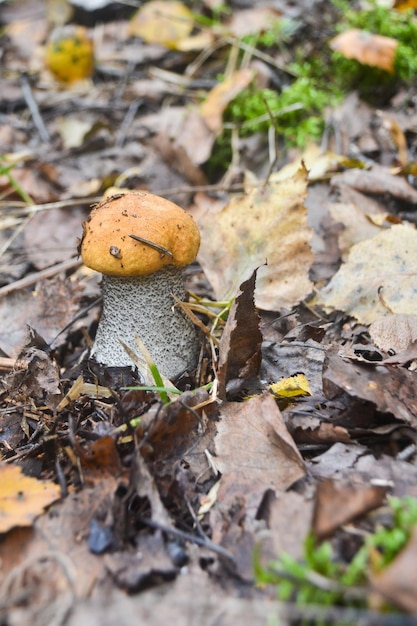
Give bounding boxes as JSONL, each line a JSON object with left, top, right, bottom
{"left": 1, "top": 1, "right": 417, "bottom": 625}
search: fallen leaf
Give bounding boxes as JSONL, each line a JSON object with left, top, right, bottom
{"left": 330, "top": 167, "right": 417, "bottom": 204}
{"left": 198, "top": 163, "right": 313, "bottom": 311}
{"left": 129, "top": 0, "right": 194, "bottom": 49}
{"left": 323, "top": 352, "right": 417, "bottom": 427}
{"left": 4, "top": 345, "right": 62, "bottom": 408}
{"left": 217, "top": 269, "right": 263, "bottom": 400}
{"left": 330, "top": 28, "right": 398, "bottom": 73}
{"left": 380, "top": 340, "right": 417, "bottom": 366}
{"left": 372, "top": 524, "right": 417, "bottom": 613}
{"left": 0, "top": 277, "right": 87, "bottom": 358}
{"left": 215, "top": 393, "right": 306, "bottom": 498}
{"left": 200, "top": 68, "right": 255, "bottom": 135}
{"left": 265, "top": 491, "right": 314, "bottom": 560}
{"left": 0, "top": 464, "right": 61, "bottom": 534}
{"left": 269, "top": 373, "right": 312, "bottom": 399}
{"left": 316, "top": 224, "right": 417, "bottom": 324}
{"left": 226, "top": 7, "right": 281, "bottom": 38}
{"left": 370, "top": 314, "right": 417, "bottom": 354}
{"left": 56, "top": 116, "right": 96, "bottom": 149}
{"left": 313, "top": 478, "right": 387, "bottom": 540}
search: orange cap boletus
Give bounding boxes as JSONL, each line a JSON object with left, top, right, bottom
{"left": 80, "top": 191, "right": 200, "bottom": 379}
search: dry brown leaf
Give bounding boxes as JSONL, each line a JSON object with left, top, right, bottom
{"left": 316, "top": 224, "right": 417, "bottom": 324}
{"left": 199, "top": 68, "right": 254, "bottom": 135}
{"left": 0, "top": 277, "right": 86, "bottom": 358}
{"left": 217, "top": 269, "right": 262, "bottom": 400}
{"left": 330, "top": 29, "right": 398, "bottom": 73}
{"left": 330, "top": 167, "right": 417, "bottom": 203}
{"left": 313, "top": 478, "right": 387, "bottom": 540}
{"left": 215, "top": 393, "right": 305, "bottom": 496}
{"left": 371, "top": 524, "right": 417, "bottom": 613}
{"left": 0, "top": 464, "right": 61, "bottom": 534}
{"left": 323, "top": 352, "right": 417, "bottom": 426}
{"left": 198, "top": 163, "right": 313, "bottom": 310}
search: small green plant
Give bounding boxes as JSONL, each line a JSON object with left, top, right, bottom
{"left": 226, "top": 77, "right": 332, "bottom": 147}
{"left": 209, "top": 0, "right": 417, "bottom": 173}
{"left": 255, "top": 496, "right": 417, "bottom": 613}
{"left": 0, "top": 156, "right": 33, "bottom": 204}
{"left": 331, "top": 0, "right": 417, "bottom": 93}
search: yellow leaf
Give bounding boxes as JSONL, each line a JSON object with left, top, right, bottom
{"left": 269, "top": 374, "right": 312, "bottom": 399}
{"left": 0, "top": 464, "right": 61, "bottom": 534}
{"left": 316, "top": 224, "right": 417, "bottom": 324}
{"left": 129, "top": 0, "right": 194, "bottom": 49}
{"left": 200, "top": 69, "right": 255, "bottom": 134}
{"left": 330, "top": 29, "right": 398, "bottom": 73}
{"left": 198, "top": 163, "right": 313, "bottom": 311}
{"left": 45, "top": 26, "right": 94, "bottom": 83}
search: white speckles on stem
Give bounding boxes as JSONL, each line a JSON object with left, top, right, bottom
{"left": 91, "top": 266, "right": 198, "bottom": 380}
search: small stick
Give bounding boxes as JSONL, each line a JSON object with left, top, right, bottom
{"left": 20, "top": 75, "right": 50, "bottom": 143}
{"left": 141, "top": 517, "right": 237, "bottom": 566}
{"left": 0, "top": 257, "right": 82, "bottom": 298}
{"left": 128, "top": 234, "right": 173, "bottom": 259}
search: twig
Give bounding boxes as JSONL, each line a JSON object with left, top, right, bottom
{"left": 142, "top": 517, "right": 237, "bottom": 566}
{"left": 20, "top": 75, "right": 50, "bottom": 143}
{"left": 0, "top": 357, "right": 27, "bottom": 370}
{"left": 0, "top": 257, "right": 82, "bottom": 298}
{"left": 116, "top": 99, "right": 142, "bottom": 148}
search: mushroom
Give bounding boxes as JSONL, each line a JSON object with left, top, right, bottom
{"left": 80, "top": 191, "right": 200, "bottom": 380}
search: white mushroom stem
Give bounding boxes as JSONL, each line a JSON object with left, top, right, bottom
{"left": 91, "top": 266, "right": 198, "bottom": 380}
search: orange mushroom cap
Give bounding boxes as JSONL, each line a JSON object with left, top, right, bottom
{"left": 81, "top": 191, "right": 200, "bottom": 277}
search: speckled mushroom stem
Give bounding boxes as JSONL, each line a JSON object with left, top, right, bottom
{"left": 91, "top": 266, "right": 198, "bottom": 380}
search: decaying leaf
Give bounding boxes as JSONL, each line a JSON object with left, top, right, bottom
{"left": 198, "top": 163, "right": 313, "bottom": 311}
{"left": 0, "top": 277, "right": 87, "bottom": 358}
{"left": 0, "top": 464, "right": 61, "bottom": 534}
{"left": 4, "top": 345, "right": 62, "bottom": 408}
{"left": 330, "top": 28, "right": 398, "bottom": 73}
{"left": 313, "top": 478, "right": 387, "bottom": 540}
{"left": 215, "top": 393, "right": 306, "bottom": 499}
{"left": 370, "top": 314, "right": 417, "bottom": 354}
{"left": 217, "top": 269, "right": 263, "bottom": 400}
{"left": 323, "top": 352, "right": 417, "bottom": 427}
{"left": 316, "top": 224, "right": 417, "bottom": 324}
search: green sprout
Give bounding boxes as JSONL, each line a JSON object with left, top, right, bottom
{"left": 0, "top": 156, "right": 33, "bottom": 205}
{"left": 255, "top": 496, "right": 417, "bottom": 614}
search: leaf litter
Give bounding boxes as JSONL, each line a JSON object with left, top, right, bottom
{"left": 2, "top": 0, "right": 417, "bottom": 624}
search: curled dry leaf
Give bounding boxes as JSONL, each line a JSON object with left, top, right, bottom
{"left": 217, "top": 269, "right": 263, "bottom": 400}
{"left": 330, "top": 28, "right": 398, "bottom": 73}
{"left": 199, "top": 68, "right": 255, "bottom": 135}
{"left": 198, "top": 163, "right": 313, "bottom": 311}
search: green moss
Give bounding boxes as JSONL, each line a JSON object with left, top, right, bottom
{"left": 207, "top": 0, "right": 417, "bottom": 172}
